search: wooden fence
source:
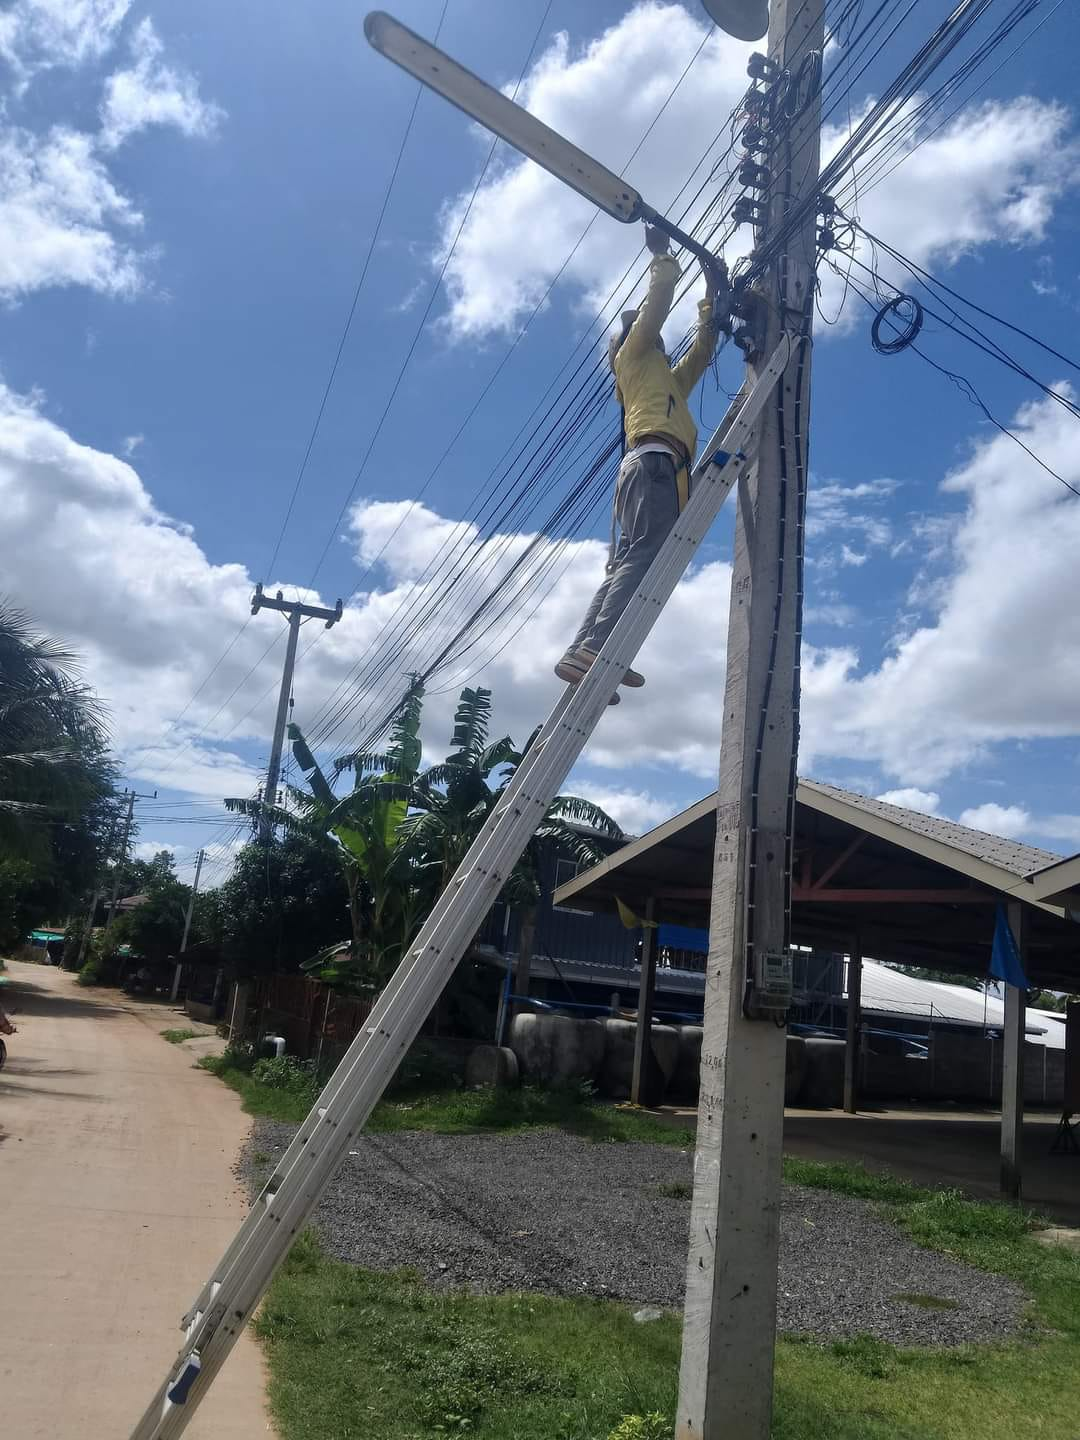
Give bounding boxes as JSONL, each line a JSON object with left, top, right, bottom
{"left": 250, "top": 973, "right": 374, "bottom": 1067}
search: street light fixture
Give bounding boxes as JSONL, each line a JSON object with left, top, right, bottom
{"left": 364, "top": 11, "right": 728, "bottom": 289}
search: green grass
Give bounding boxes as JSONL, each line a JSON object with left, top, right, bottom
{"left": 198, "top": 1059, "right": 696, "bottom": 1145}
{"left": 257, "top": 1212, "right": 1080, "bottom": 1440}
{"left": 367, "top": 1086, "right": 693, "bottom": 1146}
{"left": 256, "top": 1232, "right": 682, "bottom": 1440}
{"left": 252, "top": 1149, "right": 1080, "bottom": 1440}
{"left": 160, "top": 1027, "right": 199, "bottom": 1044}
{"left": 656, "top": 1180, "right": 693, "bottom": 1200}
{"left": 197, "top": 1055, "right": 322, "bottom": 1124}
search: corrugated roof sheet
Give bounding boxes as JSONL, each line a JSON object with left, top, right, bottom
{"left": 804, "top": 781, "right": 1061, "bottom": 879}
{"left": 857, "top": 960, "right": 1065, "bottom": 1049}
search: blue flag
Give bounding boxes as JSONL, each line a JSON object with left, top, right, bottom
{"left": 990, "top": 904, "right": 1030, "bottom": 990}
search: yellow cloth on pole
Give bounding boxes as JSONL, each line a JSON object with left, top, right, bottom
{"left": 615, "top": 897, "right": 657, "bottom": 931}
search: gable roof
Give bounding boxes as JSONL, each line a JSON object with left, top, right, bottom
{"left": 552, "top": 778, "right": 1080, "bottom": 986}
{"left": 800, "top": 781, "right": 1062, "bottom": 889}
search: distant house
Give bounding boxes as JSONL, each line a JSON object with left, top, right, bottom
{"left": 115, "top": 892, "right": 150, "bottom": 912}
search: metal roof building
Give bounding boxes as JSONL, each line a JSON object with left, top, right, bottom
{"left": 554, "top": 779, "right": 1080, "bottom": 1198}
{"left": 555, "top": 779, "right": 1080, "bottom": 989}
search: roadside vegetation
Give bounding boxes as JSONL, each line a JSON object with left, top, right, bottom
{"left": 253, "top": 1157, "right": 1080, "bottom": 1440}
{"left": 198, "top": 1045, "right": 691, "bottom": 1146}
{"left": 0, "top": 602, "right": 117, "bottom": 955}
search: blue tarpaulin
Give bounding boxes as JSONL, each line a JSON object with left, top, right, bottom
{"left": 658, "top": 923, "right": 709, "bottom": 953}
{"left": 990, "top": 904, "right": 1030, "bottom": 990}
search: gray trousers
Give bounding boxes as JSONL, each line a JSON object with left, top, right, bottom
{"left": 571, "top": 449, "right": 679, "bottom": 654}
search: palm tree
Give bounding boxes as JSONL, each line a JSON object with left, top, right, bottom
{"left": 0, "top": 601, "right": 112, "bottom": 857}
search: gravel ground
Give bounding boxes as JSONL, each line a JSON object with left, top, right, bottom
{"left": 242, "top": 1122, "right": 1027, "bottom": 1347}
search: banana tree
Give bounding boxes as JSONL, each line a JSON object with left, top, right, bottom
{"left": 226, "top": 680, "right": 428, "bottom": 989}
{"left": 399, "top": 687, "right": 622, "bottom": 1010}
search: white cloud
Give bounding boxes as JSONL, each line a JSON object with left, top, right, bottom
{"left": 877, "top": 788, "right": 941, "bottom": 815}
{"left": 133, "top": 838, "right": 190, "bottom": 863}
{"left": 958, "top": 803, "right": 1032, "bottom": 839}
{"left": 0, "top": 15, "right": 222, "bottom": 299}
{"left": 818, "top": 97, "right": 1077, "bottom": 320}
{"left": 121, "top": 432, "right": 143, "bottom": 455}
{"left": 569, "top": 782, "right": 677, "bottom": 836}
{"left": 807, "top": 479, "right": 897, "bottom": 577}
{"left": 1032, "top": 815, "right": 1080, "bottom": 848}
{"left": 429, "top": 2, "right": 1074, "bottom": 354}
{"left": 4, "top": 375, "right": 1080, "bottom": 855}
{"left": 435, "top": 3, "right": 753, "bottom": 342}
{"left": 0, "top": 381, "right": 267, "bottom": 785}
{"left": 0, "top": 0, "right": 129, "bottom": 86}
{"left": 0, "top": 124, "right": 145, "bottom": 299}
{"left": 100, "top": 18, "right": 224, "bottom": 150}
{"left": 799, "top": 390, "right": 1080, "bottom": 786}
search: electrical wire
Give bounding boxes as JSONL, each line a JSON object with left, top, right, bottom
{"left": 262, "top": 0, "right": 453, "bottom": 584}
{"left": 148, "top": 0, "right": 1029, "bottom": 873}
{"left": 307, "top": 0, "right": 921, "bottom": 756}
{"left": 290, "top": 0, "right": 859, "bottom": 744}
{"left": 138, "top": 4, "right": 457, "bottom": 794}
{"left": 302, "top": 0, "right": 558, "bottom": 593}
{"left": 827, "top": 255, "right": 1080, "bottom": 498}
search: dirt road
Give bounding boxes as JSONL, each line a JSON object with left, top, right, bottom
{"left": 0, "top": 960, "right": 272, "bottom": 1438}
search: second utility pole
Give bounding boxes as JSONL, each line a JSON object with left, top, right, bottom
{"left": 677, "top": 0, "right": 824, "bottom": 1435}
{"left": 251, "top": 585, "right": 342, "bottom": 842}
{"left": 170, "top": 847, "right": 206, "bottom": 1003}
{"left": 104, "top": 787, "right": 157, "bottom": 933}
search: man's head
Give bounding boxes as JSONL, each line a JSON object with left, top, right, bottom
{"left": 608, "top": 309, "right": 666, "bottom": 373}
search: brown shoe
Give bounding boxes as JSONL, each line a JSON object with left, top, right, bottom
{"left": 555, "top": 646, "right": 644, "bottom": 688}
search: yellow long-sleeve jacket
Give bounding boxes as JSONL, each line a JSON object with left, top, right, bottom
{"left": 613, "top": 254, "right": 718, "bottom": 475}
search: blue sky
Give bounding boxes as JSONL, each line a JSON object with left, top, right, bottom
{"left": 2, "top": 0, "right": 1079, "bottom": 882}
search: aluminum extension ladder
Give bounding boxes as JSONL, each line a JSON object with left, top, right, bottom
{"left": 128, "top": 333, "right": 792, "bottom": 1440}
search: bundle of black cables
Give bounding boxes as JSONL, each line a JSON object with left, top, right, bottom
{"left": 870, "top": 292, "right": 924, "bottom": 354}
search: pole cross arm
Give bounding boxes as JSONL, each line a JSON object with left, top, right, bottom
{"left": 250, "top": 585, "right": 343, "bottom": 628}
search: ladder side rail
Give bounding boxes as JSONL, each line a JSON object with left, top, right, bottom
{"left": 129, "top": 340, "right": 790, "bottom": 1440}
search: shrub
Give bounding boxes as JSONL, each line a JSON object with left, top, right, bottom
{"left": 402, "top": 1325, "right": 555, "bottom": 1431}
{"left": 608, "top": 1414, "right": 671, "bottom": 1440}
{"left": 219, "top": 1042, "right": 257, "bottom": 1072}
{"left": 251, "top": 1054, "right": 317, "bottom": 1095}
{"left": 77, "top": 949, "right": 105, "bottom": 986}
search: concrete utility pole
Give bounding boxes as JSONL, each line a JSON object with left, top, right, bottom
{"left": 99, "top": 786, "right": 158, "bottom": 938}
{"left": 251, "top": 585, "right": 342, "bottom": 842}
{"left": 170, "top": 848, "right": 205, "bottom": 1003}
{"left": 77, "top": 792, "right": 126, "bottom": 966}
{"left": 677, "top": 1, "right": 825, "bottom": 1436}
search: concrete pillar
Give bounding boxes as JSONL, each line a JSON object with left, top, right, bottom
{"left": 1000, "top": 902, "right": 1027, "bottom": 1202}
{"left": 843, "top": 937, "right": 862, "bottom": 1115}
{"left": 631, "top": 899, "right": 658, "bottom": 1106}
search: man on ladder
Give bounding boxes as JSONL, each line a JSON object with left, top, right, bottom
{"left": 556, "top": 223, "right": 726, "bottom": 696}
